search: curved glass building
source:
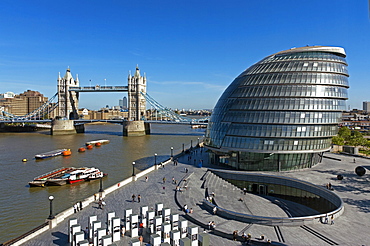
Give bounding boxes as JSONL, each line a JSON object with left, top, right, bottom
{"left": 204, "top": 46, "right": 349, "bottom": 171}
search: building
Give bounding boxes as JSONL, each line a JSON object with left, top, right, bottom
{"left": 204, "top": 46, "right": 349, "bottom": 171}
{"left": 119, "top": 96, "right": 128, "bottom": 109}
{"left": 363, "top": 101, "right": 370, "bottom": 113}
{"left": 128, "top": 66, "right": 146, "bottom": 121}
{"left": 0, "top": 90, "right": 52, "bottom": 118}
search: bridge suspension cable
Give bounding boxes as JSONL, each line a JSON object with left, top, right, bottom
{"left": 1, "top": 93, "right": 58, "bottom": 121}
{"left": 141, "top": 92, "right": 194, "bottom": 122}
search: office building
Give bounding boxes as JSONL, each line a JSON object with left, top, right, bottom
{"left": 204, "top": 46, "right": 349, "bottom": 171}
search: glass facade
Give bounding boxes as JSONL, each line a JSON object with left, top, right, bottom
{"left": 205, "top": 46, "right": 349, "bottom": 171}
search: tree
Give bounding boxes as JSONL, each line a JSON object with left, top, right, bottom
{"left": 347, "top": 131, "right": 367, "bottom": 147}
{"left": 338, "top": 127, "right": 351, "bottom": 141}
{"left": 332, "top": 135, "right": 345, "bottom": 145}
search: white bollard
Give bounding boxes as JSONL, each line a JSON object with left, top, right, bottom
{"left": 146, "top": 210, "right": 155, "bottom": 233}
{"left": 74, "top": 231, "right": 84, "bottom": 246}
{"left": 179, "top": 220, "right": 188, "bottom": 238}
{"left": 154, "top": 216, "right": 162, "bottom": 235}
{"left": 124, "top": 208, "right": 132, "bottom": 232}
{"left": 88, "top": 215, "right": 97, "bottom": 241}
{"left": 187, "top": 226, "right": 198, "bottom": 246}
{"left": 130, "top": 214, "right": 139, "bottom": 238}
{"left": 150, "top": 233, "right": 161, "bottom": 246}
{"left": 140, "top": 206, "right": 148, "bottom": 227}
{"left": 71, "top": 225, "right": 81, "bottom": 245}
{"left": 130, "top": 238, "right": 141, "bottom": 246}
{"left": 101, "top": 234, "right": 112, "bottom": 246}
{"left": 161, "top": 222, "right": 171, "bottom": 243}
{"left": 155, "top": 203, "right": 163, "bottom": 217}
{"left": 170, "top": 214, "right": 179, "bottom": 231}
{"left": 106, "top": 211, "right": 116, "bottom": 230}
{"left": 68, "top": 218, "right": 78, "bottom": 243}
{"left": 198, "top": 232, "right": 210, "bottom": 246}
{"left": 111, "top": 217, "right": 121, "bottom": 242}
{"left": 170, "top": 230, "right": 181, "bottom": 246}
{"left": 76, "top": 239, "right": 89, "bottom": 246}
{"left": 162, "top": 208, "right": 171, "bottom": 224}
{"left": 179, "top": 237, "right": 191, "bottom": 246}
{"left": 92, "top": 221, "right": 102, "bottom": 246}
{"left": 96, "top": 227, "right": 107, "bottom": 246}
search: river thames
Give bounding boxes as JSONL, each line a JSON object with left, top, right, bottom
{"left": 0, "top": 123, "right": 205, "bottom": 243}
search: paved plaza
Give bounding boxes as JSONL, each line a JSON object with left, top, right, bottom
{"left": 21, "top": 147, "right": 370, "bottom": 245}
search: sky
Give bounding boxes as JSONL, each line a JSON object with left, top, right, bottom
{"left": 0, "top": 0, "right": 369, "bottom": 110}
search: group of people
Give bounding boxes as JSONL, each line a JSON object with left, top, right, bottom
{"left": 325, "top": 182, "right": 334, "bottom": 190}
{"left": 98, "top": 197, "right": 106, "bottom": 209}
{"left": 73, "top": 201, "right": 83, "bottom": 213}
{"left": 131, "top": 194, "right": 141, "bottom": 203}
{"left": 208, "top": 221, "right": 216, "bottom": 230}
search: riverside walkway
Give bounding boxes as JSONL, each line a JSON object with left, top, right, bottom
{"left": 15, "top": 147, "right": 370, "bottom": 245}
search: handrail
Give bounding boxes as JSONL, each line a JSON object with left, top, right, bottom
{"left": 1, "top": 222, "right": 49, "bottom": 246}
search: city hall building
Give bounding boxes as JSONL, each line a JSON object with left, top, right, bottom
{"left": 204, "top": 46, "right": 349, "bottom": 171}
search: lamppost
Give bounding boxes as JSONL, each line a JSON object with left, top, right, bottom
{"left": 132, "top": 161, "right": 136, "bottom": 176}
{"left": 182, "top": 143, "right": 185, "bottom": 152}
{"left": 191, "top": 140, "right": 193, "bottom": 149}
{"left": 197, "top": 138, "right": 200, "bottom": 146}
{"left": 171, "top": 147, "right": 174, "bottom": 158}
{"left": 99, "top": 177, "right": 104, "bottom": 192}
{"left": 154, "top": 153, "right": 157, "bottom": 165}
{"left": 48, "top": 195, "right": 54, "bottom": 220}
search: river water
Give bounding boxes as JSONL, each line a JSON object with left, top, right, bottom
{"left": 0, "top": 123, "right": 205, "bottom": 243}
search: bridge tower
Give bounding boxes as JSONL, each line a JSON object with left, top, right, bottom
{"left": 128, "top": 65, "right": 147, "bottom": 121}
{"left": 123, "top": 65, "right": 150, "bottom": 136}
{"left": 52, "top": 68, "right": 83, "bottom": 135}
{"left": 57, "top": 67, "right": 79, "bottom": 119}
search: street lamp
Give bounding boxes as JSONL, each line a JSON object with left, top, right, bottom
{"left": 132, "top": 161, "right": 136, "bottom": 176}
{"left": 197, "top": 138, "right": 200, "bottom": 146}
{"left": 48, "top": 195, "right": 54, "bottom": 220}
{"left": 99, "top": 177, "right": 104, "bottom": 192}
{"left": 182, "top": 143, "right": 185, "bottom": 152}
{"left": 191, "top": 140, "right": 193, "bottom": 149}
{"left": 171, "top": 147, "right": 174, "bottom": 158}
{"left": 154, "top": 153, "right": 157, "bottom": 166}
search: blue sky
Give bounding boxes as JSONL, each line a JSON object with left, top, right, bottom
{"left": 0, "top": 0, "right": 369, "bottom": 110}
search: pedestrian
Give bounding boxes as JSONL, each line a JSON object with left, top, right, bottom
{"left": 98, "top": 200, "right": 102, "bottom": 209}
{"left": 186, "top": 168, "right": 188, "bottom": 173}
{"left": 172, "top": 177, "right": 175, "bottom": 184}
{"left": 183, "top": 204, "right": 188, "bottom": 212}
{"left": 324, "top": 214, "right": 328, "bottom": 224}
{"left": 233, "top": 230, "right": 238, "bottom": 241}
{"left": 246, "top": 233, "right": 251, "bottom": 244}
{"left": 331, "top": 215, "right": 334, "bottom": 225}
{"left": 79, "top": 201, "right": 83, "bottom": 210}
{"left": 354, "top": 158, "right": 356, "bottom": 163}
{"left": 163, "top": 177, "right": 166, "bottom": 184}
{"left": 145, "top": 176, "right": 148, "bottom": 182}
{"left": 94, "top": 193, "right": 97, "bottom": 201}
{"left": 132, "top": 194, "right": 136, "bottom": 202}
{"left": 213, "top": 206, "right": 217, "bottom": 214}
{"left": 138, "top": 194, "right": 141, "bottom": 203}
{"left": 243, "top": 187, "right": 247, "bottom": 195}
{"left": 73, "top": 203, "right": 78, "bottom": 213}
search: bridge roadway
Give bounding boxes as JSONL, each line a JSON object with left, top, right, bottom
{"left": 18, "top": 148, "right": 370, "bottom": 245}
{"left": 0, "top": 119, "right": 208, "bottom": 125}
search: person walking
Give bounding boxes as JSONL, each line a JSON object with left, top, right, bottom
{"left": 138, "top": 194, "right": 141, "bottom": 203}
{"left": 79, "top": 201, "right": 83, "bottom": 210}
{"left": 132, "top": 194, "right": 136, "bottom": 202}
{"left": 163, "top": 177, "right": 166, "bottom": 184}
{"left": 145, "top": 176, "right": 148, "bottom": 182}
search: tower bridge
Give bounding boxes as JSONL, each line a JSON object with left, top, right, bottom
{"left": 1, "top": 66, "right": 208, "bottom": 136}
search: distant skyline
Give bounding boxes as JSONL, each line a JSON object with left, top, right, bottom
{"left": 0, "top": 1, "right": 369, "bottom": 110}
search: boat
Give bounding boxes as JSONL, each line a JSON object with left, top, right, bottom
{"left": 29, "top": 167, "right": 107, "bottom": 187}
{"left": 85, "top": 139, "right": 110, "bottom": 146}
{"left": 28, "top": 167, "right": 76, "bottom": 187}
{"left": 35, "top": 149, "right": 68, "bottom": 159}
{"left": 67, "top": 167, "right": 106, "bottom": 184}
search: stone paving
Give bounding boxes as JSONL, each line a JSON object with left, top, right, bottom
{"left": 22, "top": 147, "right": 370, "bottom": 245}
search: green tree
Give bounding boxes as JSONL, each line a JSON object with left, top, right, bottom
{"left": 332, "top": 135, "right": 345, "bottom": 145}
{"left": 338, "top": 127, "right": 351, "bottom": 141}
{"left": 347, "top": 131, "right": 367, "bottom": 147}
